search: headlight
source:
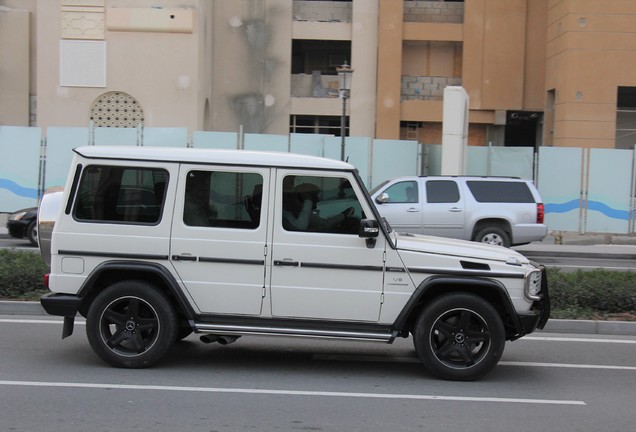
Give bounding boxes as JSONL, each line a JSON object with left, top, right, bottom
{"left": 524, "top": 268, "right": 543, "bottom": 301}
{"left": 9, "top": 211, "right": 27, "bottom": 221}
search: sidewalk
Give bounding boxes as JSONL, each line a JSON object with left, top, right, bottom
{"left": 514, "top": 232, "right": 636, "bottom": 259}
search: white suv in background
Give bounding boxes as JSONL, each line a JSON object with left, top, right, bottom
{"left": 370, "top": 176, "right": 547, "bottom": 248}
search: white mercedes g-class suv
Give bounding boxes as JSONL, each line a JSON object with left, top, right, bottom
{"left": 39, "top": 146, "right": 549, "bottom": 381}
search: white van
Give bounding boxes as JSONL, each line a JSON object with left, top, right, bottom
{"left": 370, "top": 176, "right": 547, "bottom": 247}
{"left": 39, "top": 147, "right": 549, "bottom": 381}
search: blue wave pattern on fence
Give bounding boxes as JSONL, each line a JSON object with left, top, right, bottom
{"left": 0, "top": 178, "right": 39, "bottom": 199}
{"left": 545, "top": 199, "right": 629, "bottom": 220}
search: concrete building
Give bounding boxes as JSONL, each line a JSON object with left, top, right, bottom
{"left": 1, "top": 0, "right": 636, "bottom": 150}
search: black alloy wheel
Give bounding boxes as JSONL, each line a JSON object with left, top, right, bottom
{"left": 86, "top": 281, "right": 177, "bottom": 368}
{"left": 414, "top": 293, "right": 505, "bottom": 381}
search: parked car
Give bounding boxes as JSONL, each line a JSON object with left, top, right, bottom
{"left": 370, "top": 176, "right": 547, "bottom": 248}
{"left": 39, "top": 147, "right": 549, "bottom": 381}
{"left": 7, "top": 207, "right": 38, "bottom": 246}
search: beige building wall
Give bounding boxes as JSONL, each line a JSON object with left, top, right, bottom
{"left": 4, "top": 0, "right": 636, "bottom": 151}
{"left": 375, "top": 0, "right": 403, "bottom": 139}
{"left": 209, "top": 0, "right": 292, "bottom": 135}
{"left": 545, "top": 0, "right": 636, "bottom": 148}
{"left": 36, "top": 0, "right": 207, "bottom": 133}
{"left": 377, "top": 0, "right": 548, "bottom": 145}
{"left": 0, "top": 3, "right": 32, "bottom": 125}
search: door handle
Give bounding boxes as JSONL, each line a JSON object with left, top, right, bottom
{"left": 449, "top": 207, "right": 463, "bottom": 213}
{"left": 172, "top": 254, "right": 197, "bottom": 261}
{"left": 274, "top": 259, "right": 299, "bottom": 267}
{"left": 406, "top": 208, "right": 420, "bottom": 213}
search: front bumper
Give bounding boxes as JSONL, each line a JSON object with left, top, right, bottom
{"left": 7, "top": 220, "right": 30, "bottom": 238}
{"left": 515, "top": 267, "right": 550, "bottom": 337}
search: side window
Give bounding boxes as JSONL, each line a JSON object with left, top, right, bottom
{"left": 282, "top": 175, "right": 363, "bottom": 234}
{"left": 184, "top": 170, "right": 262, "bottom": 229}
{"left": 382, "top": 181, "right": 418, "bottom": 203}
{"left": 74, "top": 165, "right": 168, "bottom": 224}
{"left": 466, "top": 181, "right": 535, "bottom": 203}
{"left": 426, "top": 180, "right": 460, "bottom": 203}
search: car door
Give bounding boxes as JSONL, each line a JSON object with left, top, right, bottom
{"left": 170, "top": 164, "right": 270, "bottom": 315}
{"left": 373, "top": 179, "right": 423, "bottom": 234}
{"left": 268, "top": 170, "right": 386, "bottom": 322}
{"left": 420, "top": 179, "right": 466, "bottom": 239}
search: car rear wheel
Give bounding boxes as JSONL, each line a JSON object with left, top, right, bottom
{"left": 413, "top": 293, "right": 505, "bottom": 381}
{"left": 86, "top": 281, "right": 177, "bottom": 368}
{"left": 474, "top": 226, "right": 510, "bottom": 248}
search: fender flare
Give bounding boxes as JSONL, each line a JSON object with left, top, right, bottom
{"left": 392, "top": 274, "right": 522, "bottom": 337}
{"left": 76, "top": 260, "right": 196, "bottom": 319}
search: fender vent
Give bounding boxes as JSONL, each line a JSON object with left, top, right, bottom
{"left": 460, "top": 260, "right": 490, "bottom": 271}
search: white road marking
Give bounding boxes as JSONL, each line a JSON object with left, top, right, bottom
{"left": 0, "top": 319, "right": 85, "bottom": 325}
{"left": 0, "top": 380, "right": 586, "bottom": 406}
{"left": 499, "top": 361, "right": 636, "bottom": 371}
{"left": 523, "top": 336, "right": 636, "bottom": 344}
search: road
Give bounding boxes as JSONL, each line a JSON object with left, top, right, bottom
{"left": 0, "top": 315, "right": 634, "bottom": 432}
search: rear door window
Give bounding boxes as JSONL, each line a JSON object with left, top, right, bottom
{"left": 426, "top": 180, "right": 460, "bottom": 203}
{"left": 466, "top": 181, "right": 535, "bottom": 203}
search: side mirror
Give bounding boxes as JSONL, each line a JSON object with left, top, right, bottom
{"left": 359, "top": 219, "right": 379, "bottom": 238}
{"left": 375, "top": 192, "right": 389, "bottom": 204}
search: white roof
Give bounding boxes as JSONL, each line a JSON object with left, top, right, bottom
{"left": 74, "top": 146, "right": 354, "bottom": 171}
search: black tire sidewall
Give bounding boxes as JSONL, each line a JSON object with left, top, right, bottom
{"left": 86, "top": 281, "right": 177, "bottom": 368}
{"left": 414, "top": 293, "right": 505, "bottom": 381}
{"left": 27, "top": 220, "right": 37, "bottom": 246}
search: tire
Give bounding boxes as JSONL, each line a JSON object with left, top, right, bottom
{"left": 413, "top": 293, "right": 505, "bottom": 381}
{"left": 27, "top": 220, "right": 38, "bottom": 246}
{"left": 474, "top": 226, "right": 510, "bottom": 248}
{"left": 86, "top": 281, "right": 178, "bottom": 368}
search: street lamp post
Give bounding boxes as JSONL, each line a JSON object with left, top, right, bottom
{"left": 337, "top": 62, "right": 353, "bottom": 161}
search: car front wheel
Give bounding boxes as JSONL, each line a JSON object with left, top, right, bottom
{"left": 27, "top": 220, "right": 38, "bottom": 246}
{"left": 413, "top": 293, "right": 505, "bottom": 381}
{"left": 86, "top": 281, "right": 177, "bottom": 368}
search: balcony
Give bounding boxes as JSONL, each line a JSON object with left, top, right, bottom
{"left": 402, "top": 76, "right": 462, "bottom": 101}
{"left": 293, "top": 0, "right": 352, "bottom": 23}
{"left": 404, "top": 1, "right": 464, "bottom": 24}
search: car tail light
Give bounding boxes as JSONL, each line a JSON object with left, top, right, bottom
{"left": 536, "top": 203, "right": 545, "bottom": 224}
{"left": 44, "top": 273, "right": 50, "bottom": 289}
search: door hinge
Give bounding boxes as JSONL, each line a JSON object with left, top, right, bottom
{"left": 381, "top": 293, "right": 385, "bottom": 304}
{"left": 264, "top": 244, "right": 268, "bottom": 257}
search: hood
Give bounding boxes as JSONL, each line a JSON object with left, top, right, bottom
{"left": 394, "top": 232, "right": 529, "bottom": 264}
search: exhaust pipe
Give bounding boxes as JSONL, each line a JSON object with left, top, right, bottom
{"left": 199, "top": 335, "right": 241, "bottom": 345}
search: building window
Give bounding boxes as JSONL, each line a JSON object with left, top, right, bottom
{"left": 616, "top": 87, "right": 636, "bottom": 150}
{"left": 90, "top": 91, "right": 144, "bottom": 128}
{"left": 292, "top": 40, "right": 351, "bottom": 75}
{"left": 290, "top": 115, "right": 348, "bottom": 136}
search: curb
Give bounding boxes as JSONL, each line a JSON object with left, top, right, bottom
{"left": 2, "top": 300, "right": 635, "bottom": 336}
{"left": 517, "top": 249, "right": 636, "bottom": 260}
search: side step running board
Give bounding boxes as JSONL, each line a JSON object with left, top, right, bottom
{"left": 194, "top": 323, "right": 395, "bottom": 343}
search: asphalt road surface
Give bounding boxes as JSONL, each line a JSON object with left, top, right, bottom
{"left": 1, "top": 315, "right": 634, "bottom": 432}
